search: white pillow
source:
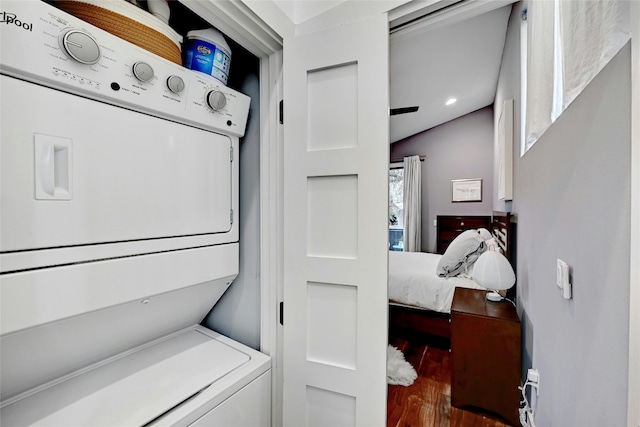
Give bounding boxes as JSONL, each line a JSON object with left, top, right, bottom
{"left": 451, "top": 229, "right": 479, "bottom": 244}
{"left": 436, "top": 231, "right": 486, "bottom": 277}
{"left": 477, "top": 227, "right": 492, "bottom": 240}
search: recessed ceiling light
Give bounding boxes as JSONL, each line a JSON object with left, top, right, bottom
{"left": 446, "top": 98, "right": 457, "bottom": 106}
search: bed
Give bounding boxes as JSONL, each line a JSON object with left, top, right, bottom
{"left": 388, "top": 212, "right": 514, "bottom": 340}
{"left": 388, "top": 251, "right": 485, "bottom": 313}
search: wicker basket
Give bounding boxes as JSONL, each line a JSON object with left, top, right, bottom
{"left": 55, "top": 1, "right": 182, "bottom": 65}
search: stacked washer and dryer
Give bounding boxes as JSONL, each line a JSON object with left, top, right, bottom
{"left": 0, "top": 1, "right": 271, "bottom": 425}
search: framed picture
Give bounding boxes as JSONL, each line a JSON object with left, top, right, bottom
{"left": 452, "top": 178, "right": 482, "bottom": 202}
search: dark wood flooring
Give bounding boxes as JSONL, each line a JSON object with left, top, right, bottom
{"left": 387, "top": 334, "right": 514, "bottom": 427}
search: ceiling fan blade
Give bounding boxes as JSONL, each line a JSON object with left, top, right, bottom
{"left": 390, "top": 106, "right": 419, "bottom": 115}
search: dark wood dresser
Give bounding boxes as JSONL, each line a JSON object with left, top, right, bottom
{"left": 451, "top": 288, "right": 521, "bottom": 427}
{"left": 436, "top": 215, "right": 491, "bottom": 254}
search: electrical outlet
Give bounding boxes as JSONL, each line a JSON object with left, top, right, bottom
{"left": 520, "top": 370, "right": 540, "bottom": 426}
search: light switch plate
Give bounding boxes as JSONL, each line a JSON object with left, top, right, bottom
{"left": 557, "top": 259, "right": 572, "bottom": 299}
{"left": 556, "top": 259, "right": 568, "bottom": 289}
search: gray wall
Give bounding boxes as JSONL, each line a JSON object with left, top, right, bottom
{"left": 498, "top": 3, "right": 631, "bottom": 423}
{"left": 493, "top": 3, "right": 520, "bottom": 216}
{"left": 495, "top": 0, "right": 527, "bottom": 370}
{"left": 390, "top": 107, "right": 494, "bottom": 252}
{"left": 202, "top": 60, "right": 262, "bottom": 350}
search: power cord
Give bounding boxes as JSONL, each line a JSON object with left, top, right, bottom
{"left": 518, "top": 370, "right": 539, "bottom": 427}
{"left": 503, "top": 296, "right": 517, "bottom": 309}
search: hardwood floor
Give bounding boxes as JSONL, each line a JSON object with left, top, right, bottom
{"left": 387, "top": 334, "right": 514, "bottom": 427}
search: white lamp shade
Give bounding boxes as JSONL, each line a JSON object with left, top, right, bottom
{"left": 473, "top": 250, "right": 515, "bottom": 290}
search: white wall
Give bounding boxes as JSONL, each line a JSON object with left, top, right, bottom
{"left": 390, "top": 107, "right": 494, "bottom": 252}
{"left": 202, "top": 57, "right": 262, "bottom": 350}
{"left": 272, "top": 0, "right": 346, "bottom": 24}
{"left": 243, "top": 0, "right": 411, "bottom": 37}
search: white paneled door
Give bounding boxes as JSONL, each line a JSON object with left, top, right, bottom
{"left": 282, "top": 14, "right": 390, "bottom": 426}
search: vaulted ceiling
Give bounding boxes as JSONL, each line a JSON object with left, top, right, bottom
{"left": 389, "top": 4, "right": 512, "bottom": 143}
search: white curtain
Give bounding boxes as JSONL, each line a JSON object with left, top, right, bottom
{"left": 559, "top": 0, "right": 630, "bottom": 111}
{"left": 525, "top": 0, "right": 556, "bottom": 150}
{"left": 402, "top": 155, "right": 421, "bottom": 252}
{"left": 524, "top": 0, "right": 630, "bottom": 152}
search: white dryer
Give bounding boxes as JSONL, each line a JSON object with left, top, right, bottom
{"left": 0, "top": 1, "right": 270, "bottom": 425}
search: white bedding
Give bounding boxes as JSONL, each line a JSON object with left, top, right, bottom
{"left": 388, "top": 251, "right": 485, "bottom": 313}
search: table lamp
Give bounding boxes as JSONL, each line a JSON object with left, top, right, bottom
{"left": 473, "top": 250, "right": 515, "bottom": 301}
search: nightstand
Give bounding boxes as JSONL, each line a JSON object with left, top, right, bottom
{"left": 451, "top": 288, "right": 521, "bottom": 426}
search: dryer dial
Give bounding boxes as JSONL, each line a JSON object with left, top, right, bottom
{"left": 59, "top": 29, "right": 101, "bottom": 65}
{"left": 167, "top": 75, "right": 185, "bottom": 94}
{"left": 206, "top": 90, "right": 227, "bottom": 111}
{"left": 132, "top": 62, "right": 154, "bottom": 83}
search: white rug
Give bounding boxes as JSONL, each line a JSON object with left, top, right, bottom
{"left": 387, "top": 345, "right": 418, "bottom": 386}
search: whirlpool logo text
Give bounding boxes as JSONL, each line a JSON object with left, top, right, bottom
{"left": 0, "top": 11, "right": 34, "bottom": 31}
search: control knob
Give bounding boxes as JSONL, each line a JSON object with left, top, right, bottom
{"left": 206, "top": 90, "right": 227, "bottom": 111}
{"left": 59, "top": 29, "right": 101, "bottom": 65}
{"left": 167, "top": 75, "right": 185, "bottom": 93}
{"left": 132, "top": 61, "right": 154, "bottom": 83}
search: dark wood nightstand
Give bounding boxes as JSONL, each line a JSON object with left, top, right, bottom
{"left": 451, "top": 288, "right": 521, "bottom": 426}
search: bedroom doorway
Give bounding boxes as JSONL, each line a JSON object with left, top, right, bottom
{"left": 386, "top": 2, "right": 515, "bottom": 426}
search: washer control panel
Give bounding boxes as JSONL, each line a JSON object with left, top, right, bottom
{"left": 0, "top": 1, "right": 250, "bottom": 136}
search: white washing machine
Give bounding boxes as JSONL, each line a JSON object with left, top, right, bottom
{"left": 0, "top": 1, "right": 271, "bottom": 425}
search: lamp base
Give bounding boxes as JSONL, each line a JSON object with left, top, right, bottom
{"left": 486, "top": 291, "right": 503, "bottom": 302}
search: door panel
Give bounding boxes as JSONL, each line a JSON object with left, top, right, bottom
{"left": 0, "top": 77, "right": 234, "bottom": 252}
{"left": 283, "top": 14, "right": 389, "bottom": 426}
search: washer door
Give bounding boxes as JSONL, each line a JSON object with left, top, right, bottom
{"left": 1, "top": 76, "right": 235, "bottom": 253}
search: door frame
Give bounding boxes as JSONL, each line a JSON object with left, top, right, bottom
{"left": 183, "top": 1, "right": 639, "bottom": 426}
{"left": 628, "top": 3, "right": 639, "bottom": 426}
{"left": 176, "top": 3, "right": 284, "bottom": 426}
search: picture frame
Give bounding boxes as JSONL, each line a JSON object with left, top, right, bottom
{"left": 452, "top": 178, "right": 482, "bottom": 202}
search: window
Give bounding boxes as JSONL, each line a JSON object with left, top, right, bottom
{"left": 520, "top": 3, "right": 528, "bottom": 156}
{"left": 389, "top": 165, "right": 404, "bottom": 251}
{"left": 522, "top": 0, "right": 630, "bottom": 155}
